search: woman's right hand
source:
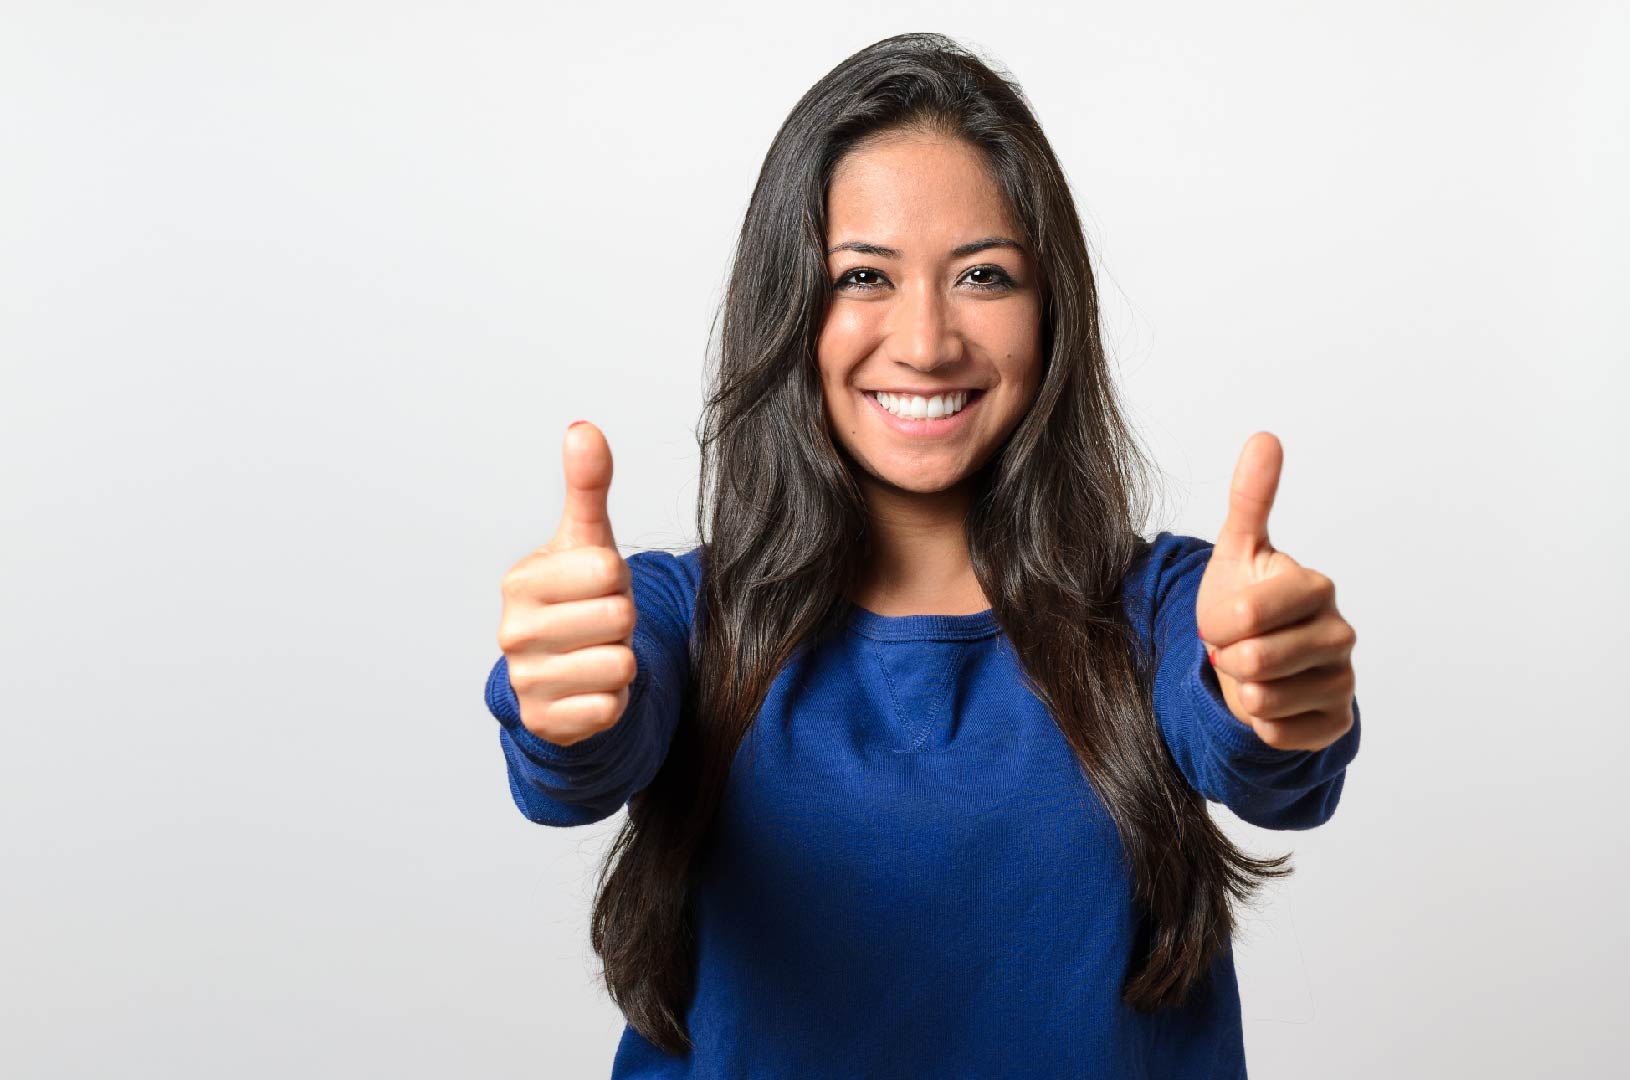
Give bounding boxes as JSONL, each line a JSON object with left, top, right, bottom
{"left": 497, "top": 421, "right": 639, "bottom": 748}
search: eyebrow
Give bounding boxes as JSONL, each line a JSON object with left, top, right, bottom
{"left": 826, "top": 236, "right": 1026, "bottom": 259}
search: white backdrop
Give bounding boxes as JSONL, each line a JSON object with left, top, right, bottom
{"left": 3, "top": 2, "right": 1626, "bottom": 1077}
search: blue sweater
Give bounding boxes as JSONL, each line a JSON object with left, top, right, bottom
{"left": 484, "top": 532, "right": 1361, "bottom": 1078}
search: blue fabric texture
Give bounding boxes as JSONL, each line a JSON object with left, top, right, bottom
{"left": 485, "top": 531, "right": 1362, "bottom": 1078}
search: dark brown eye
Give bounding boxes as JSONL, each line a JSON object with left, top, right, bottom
{"left": 835, "top": 268, "right": 886, "bottom": 292}
{"left": 965, "top": 266, "right": 1016, "bottom": 291}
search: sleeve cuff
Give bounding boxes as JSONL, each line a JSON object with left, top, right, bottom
{"left": 485, "top": 653, "right": 652, "bottom": 764}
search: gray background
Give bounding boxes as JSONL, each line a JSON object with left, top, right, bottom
{"left": 4, "top": 2, "right": 1625, "bottom": 1076}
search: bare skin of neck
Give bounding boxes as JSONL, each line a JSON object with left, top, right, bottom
{"left": 849, "top": 475, "right": 992, "bottom": 617}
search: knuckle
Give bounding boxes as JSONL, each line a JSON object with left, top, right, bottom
{"left": 498, "top": 616, "right": 543, "bottom": 656}
{"left": 593, "top": 547, "right": 626, "bottom": 587}
{"left": 506, "top": 661, "right": 544, "bottom": 698}
{"left": 499, "top": 576, "right": 526, "bottom": 609}
{"left": 590, "top": 694, "right": 624, "bottom": 729}
{"left": 1230, "top": 596, "right": 1257, "bottom": 632}
{"left": 614, "top": 646, "right": 639, "bottom": 686}
{"left": 1239, "top": 639, "right": 1268, "bottom": 677}
{"left": 503, "top": 568, "right": 548, "bottom": 608}
{"left": 518, "top": 703, "right": 559, "bottom": 742}
{"left": 502, "top": 555, "right": 546, "bottom": 598}
{"left": 606, "top": 595, "right": 638, "bottom": 636}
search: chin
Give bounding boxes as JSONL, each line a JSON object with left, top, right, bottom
{"left": 835, "top": 435, "right": 976, "bottom": 496}
{"left": 870, "top": 465, "right": 968, "bottom": 495}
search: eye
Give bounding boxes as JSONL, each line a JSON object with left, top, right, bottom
{"left": 964, "top": 265, "right": 1017, "bottom": 291}
{"left": 833, "top": 267, "right": 886, "bottom": 292}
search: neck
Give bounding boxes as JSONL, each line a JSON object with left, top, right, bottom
{"left": 851, "top": 476, "right": 990, "bottom": 617}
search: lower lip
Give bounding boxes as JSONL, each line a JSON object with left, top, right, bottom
{"left": 864, "top": 390, "right": 983, "bottom": 436}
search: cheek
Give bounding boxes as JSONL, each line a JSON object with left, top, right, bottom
{"left": 816, "top": 314, "right": 871, "bottom": 400}
{"left": 975, "top": 304, "right": 1043, "bottom": 384}
{"left": 813, "top": 358, "right": 851, "bottom": 431}
{"left": 815, "top": 358, "right": 850, "bottom": 420}
{"left": 823, "top": 296, "right": 879, "bottom": 345}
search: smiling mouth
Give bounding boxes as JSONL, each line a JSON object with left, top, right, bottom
{"left": 864, "top": 388, "right": 984, "bottom": 421}
{"left": 859, "top": 388, "right": 986, "bottom": 437}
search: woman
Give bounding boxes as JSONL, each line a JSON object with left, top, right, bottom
{"left": 489, "top": 31, "right": 1361, "bottom": 1078}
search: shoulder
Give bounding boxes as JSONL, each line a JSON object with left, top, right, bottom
{"left": 1119, "top": 530, "right": 1215, "bottom": 620}
{"left": 626, "top": 543, "right": 707, "bottom": 634}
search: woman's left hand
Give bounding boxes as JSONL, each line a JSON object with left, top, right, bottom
{"left": 1194, "top": 432, "right": 1358, "bottom": 752}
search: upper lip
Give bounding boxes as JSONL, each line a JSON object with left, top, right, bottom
{"left": 864, "top": 387, "right": 984, "bottom": 396}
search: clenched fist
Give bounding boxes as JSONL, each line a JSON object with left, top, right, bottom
{"left": 496, "top": 421, "right": 639, "bottom": 748}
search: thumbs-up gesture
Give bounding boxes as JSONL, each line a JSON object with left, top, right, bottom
{"left": 1194, "top": 432, "right": 1358, "bottom": 752}
{"left": 496, "top": 421, "right": 639, "bottom": 748}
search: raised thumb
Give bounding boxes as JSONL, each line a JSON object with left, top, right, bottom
{"left": 552, "top": 421, "right": 617, "bottom": 551}
{"left": 1215, "top": 430, "right": 1282, "bottom": 559}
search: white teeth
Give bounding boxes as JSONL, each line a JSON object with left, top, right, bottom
{"left": 874, "top": 391, "right": 971, "bottom": 419}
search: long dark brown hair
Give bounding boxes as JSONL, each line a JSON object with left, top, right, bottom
{"left": 589, "top": 32, "right": 1292, "bottom": 1053}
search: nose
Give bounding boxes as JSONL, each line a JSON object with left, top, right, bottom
{"left": 885, "top": 277, "right": 961, "bottom": 372}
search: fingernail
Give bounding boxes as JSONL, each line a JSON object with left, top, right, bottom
{"left": 568, "top": 420, "right": 587, "bottom": 428}
{"left": 1207, "top": 647, "right": 1218, "bottom": 666}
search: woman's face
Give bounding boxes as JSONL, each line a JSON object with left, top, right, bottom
{"left": 817, "top": 130, "right": 1043, "bottom": 497}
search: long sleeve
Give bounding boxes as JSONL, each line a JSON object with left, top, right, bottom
{"left": 1123, "top": 531, "right": 1362, "bottom": 831}
{"left": 484, "top": 545, "right": 703, "bottom": 827}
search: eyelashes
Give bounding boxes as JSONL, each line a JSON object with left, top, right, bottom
{"left": 832, "top": 265, "right": 1018, "bottom": 293}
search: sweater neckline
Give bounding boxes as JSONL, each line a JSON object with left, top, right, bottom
{"left": 844, "top": 601, "right": 1002, "bottom": 642}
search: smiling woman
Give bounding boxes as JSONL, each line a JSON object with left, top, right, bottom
{"left": 485, "top": 29, "right": 1361, "bottom": 1080}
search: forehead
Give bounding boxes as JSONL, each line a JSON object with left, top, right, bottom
{"left": 826, "top": 133, "right": 1019, "bottom": 246}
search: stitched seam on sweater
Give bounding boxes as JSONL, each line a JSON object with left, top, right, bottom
{"left": 910, "top": 646, "right": 966, "bottom": 752}
{"left": 867, "top": 639, "right": 958, "bottom": 754}
{"left": 866, "top": 637, "right": 909, "bottom": 751}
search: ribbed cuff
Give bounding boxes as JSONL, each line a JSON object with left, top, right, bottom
{"left": 485, "top": 653, "right": 651, "bottom": 764}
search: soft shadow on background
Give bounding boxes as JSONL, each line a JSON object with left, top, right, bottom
{"left": 3, "top": 2, "right": 1625, "bottom": 1077}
